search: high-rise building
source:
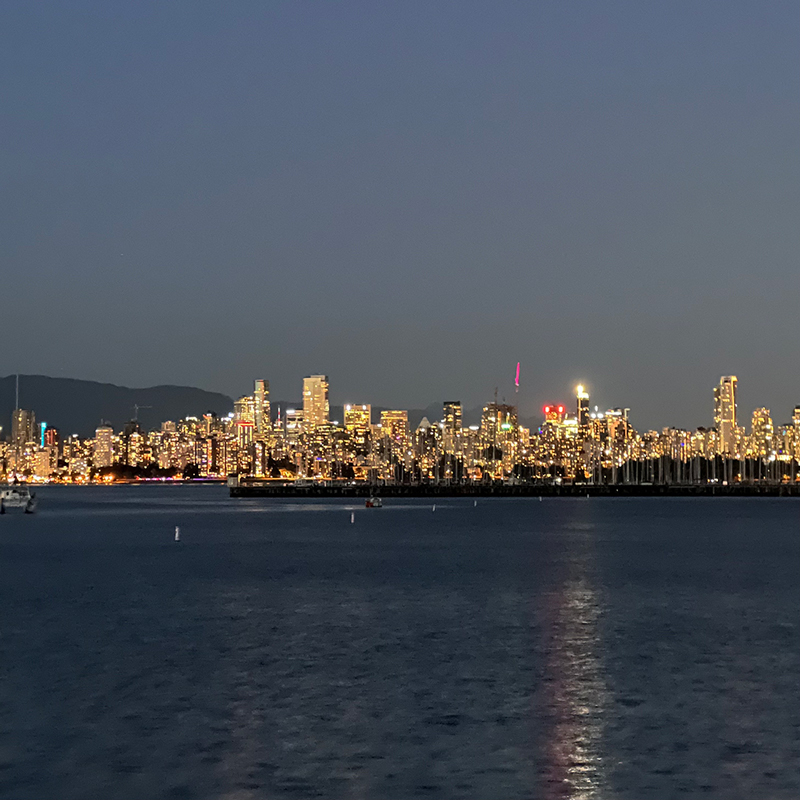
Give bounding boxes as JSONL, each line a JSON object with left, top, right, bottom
{"left": 750, "top": 407, "right": 773, "bottom": 458}
{"left": 303, "top": 375, "right": 329, "bottom": 429}
{"left": 11, "top": 409, "right": 36, "bottom": 449}
{"left": 442, "top": 401, "right": 463, "bottom": 456}
{"left": 713, "top": 376, "right": 738, "bottom": 454}
{"left": 442, "top": 402, "right": 462, "bottom": 435}
{"left": 344, "top": 404, "right": 371, "bottom": 449}
{"left": 254, "top": 379, "right": 271, "bottom": 439}
{"left": 44, "top": 426, "right": 60, "bottom": 449}
{"left": 380, "top": 410, "right": 409, "bottom": 444}
{"left": 234, "top": 395, "right": 255, "bottom": 447}
{"left": 576, "top": 385, "right": 590, "bottom": 429}
{"left": 93, "top": 425, "right": 114, "bottom": 468}
{"left": 543, "top": 404, "right": 566, "bottom": 425}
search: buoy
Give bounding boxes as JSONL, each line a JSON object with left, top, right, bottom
{"left": 539, "top": 496, "right": 542, "bottom": 502}
{"left": 350, "top": 512, "right": 355, "bottom": 524}
{"left": 432, "top": 504, "right": 436, "bottom": 512}
{"left": 473, "top": 500, "right": 477, "bottom": 507}
{"left": 174, "top": 525, "right": 181, "bottom": 542}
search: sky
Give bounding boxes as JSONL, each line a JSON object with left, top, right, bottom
{"left": 2, "top": 1, "right": 798, "bottom": 430}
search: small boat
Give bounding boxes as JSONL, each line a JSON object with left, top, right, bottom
{"left": 0, "top": 485, "right": 37, "bottom": 514}
{"left": 365, "top": 496, "right": 383, "bottom": 508}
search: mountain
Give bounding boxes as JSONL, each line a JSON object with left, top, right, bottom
{"left": 0, "top": 375, "right": 233, "bottom": 438}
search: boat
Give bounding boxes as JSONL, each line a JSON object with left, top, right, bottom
{"left": 2, "top": 377, "right": 38, "bottom": 514}
{"left": 365, "top": 496, "right": 383, "bottom": 508}
{"left": 0, "top": 485, "right": 37, "bottom": 514}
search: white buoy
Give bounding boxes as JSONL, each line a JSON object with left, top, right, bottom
{"left": 174, "top": 525, "right": 181, "bottom": 542}
{"left": 350, "top": 512, "right": 355, "bottom": 524}
{"left": 473, "top": 500, "right": 477, "bottom": 507}
{"left": 539, "top": 496, "right": 542, "bottom": 502}
{"left": 432, "top": 504, "right": 436, "bottom": 512}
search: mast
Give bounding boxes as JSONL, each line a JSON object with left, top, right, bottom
{"left": 13, "top": 374, "right": 20, "bottom": 482}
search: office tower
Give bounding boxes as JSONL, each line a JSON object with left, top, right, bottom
{"left": 442, "top": 400, "right": 462, "bottom": 436}
{"left": 543, "top": 404, "right": 566, "bottom": 425}
{"left": 234, "top": 395, "right": 255, "bottom": 447}
{"left": 344, "top": 404, "right": 371, "bottom": 446}
{"left": 254, "top": 379, "right": 271, "bottom": 439}
{"left": 380, "top": 410, "right": 409, "bottom": 444}
{"left": 750, "top": 408, "right": 773, "bottom": 458}
{"left": 94, "top": 425, "right": 114, "bottom": 468}
{"left": 713, "top": 376, "right": 738, "bottom": 454}
{"left": 11, "top": 409, "right": 36, "bottom": 449}
{"left": 284, "top": 408, "right": 304, "bottom": 443}
{"left": 443, "top": 402, "right": 462, "bottom": 435}
{"left": 576, "top": 385, "right": 590, "bottom": 428}
{"left": 442, "top": 401, "right": 462, "bottom": 456}
{"left": 44, "top": 426, "right": 59, "bottom": 448}
{"left": 303, "top": 375, "right": 329, "bottom": 429}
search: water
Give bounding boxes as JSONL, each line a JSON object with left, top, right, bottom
{"left": 1, "top": 486, "right": 798, "bottom": 799}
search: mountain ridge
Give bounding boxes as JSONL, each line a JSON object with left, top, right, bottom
{"left": 1, "top": 375, "right": 234, "bottom": 438}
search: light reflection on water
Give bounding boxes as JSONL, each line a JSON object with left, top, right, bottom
{"left": 535, "top": 521, "right": 609, "bottom": 799}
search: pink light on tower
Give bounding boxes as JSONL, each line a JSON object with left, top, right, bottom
{"left": 515, "top": 362, "right": 520, "bottom": 393}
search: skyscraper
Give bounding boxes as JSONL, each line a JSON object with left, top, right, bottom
{"left": 750, "top": 407, "right": 773, "bottom": 458}
{"left": 344, "top": 404, "right": 371, "bottom": 446}
{"left": 93, "top": 425, "right": 114, "bottom": 468}
{"left": 443, "top": 402, "right": 462, "bottom": 435}
{"left": 11, "top": 409, "right": 36, "bottom": 449}
{"left": 576, "top": 385, "right": 590, "bottom": 428}
{"left": 303, "top": 375, "right": 329, "bottom": 429}
{"left": 442, "top": 401, "right": 463, "bottom": 456}
{"left": 713, "top": 375, "right": 738, "bottom": 454}
{"left": 380, "top": 410, "right": 409, "bottom": 444}
{"left": 234, "top": 395, "right": 255, "bottom": 447}
{"left": 254, "top": 379, "right": 271, "bottom": 440}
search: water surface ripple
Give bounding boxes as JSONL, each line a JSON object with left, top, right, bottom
{"left": 0, "top": 487, "right": 797, "bottom": 799}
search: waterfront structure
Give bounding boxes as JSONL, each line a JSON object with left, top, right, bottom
{"left": 303, "top": 375, "right": 329, "bottom": 430}
{"left": 714, "top": 375, "right": 738, "bottom": 455}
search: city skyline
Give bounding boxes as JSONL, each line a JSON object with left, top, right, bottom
{"left": 4, "top": 371, "right": 799, "bottom": 486}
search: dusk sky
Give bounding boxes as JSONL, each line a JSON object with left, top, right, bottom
{"left": 2, "top": 1, "right": 798, "bottom": 430}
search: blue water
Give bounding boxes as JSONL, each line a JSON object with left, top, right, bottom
{"left": 0, "top": 486, "right": 798, "bottom": 799}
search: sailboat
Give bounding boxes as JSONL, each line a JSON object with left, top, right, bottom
{"left": 0, "top": 485, "right": 36, "bottom": 514}
{"left": 1, "top": 375, "right": 38, "bottom": 514}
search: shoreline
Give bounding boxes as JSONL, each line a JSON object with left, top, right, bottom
{"left": 230, "top": 482, "right": 800, "bottom": 498}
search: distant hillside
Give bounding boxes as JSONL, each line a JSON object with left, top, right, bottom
{"left": 1, "top": 375, "right": 233, "bottom": 438}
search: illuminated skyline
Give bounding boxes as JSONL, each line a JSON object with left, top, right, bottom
{"left": 3, "top": 371, "right": 798, "bottom": 485}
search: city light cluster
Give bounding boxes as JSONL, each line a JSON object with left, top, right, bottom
{"left": 3, "top": 374, "right": 800, "bottom": 485}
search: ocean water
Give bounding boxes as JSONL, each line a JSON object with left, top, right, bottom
{"left": 0, "top": 486, "right": 798, "bottom": 799}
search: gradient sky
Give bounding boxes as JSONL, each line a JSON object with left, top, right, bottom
{"left": 2, "top": 1, "right": 798, "bottom": 430}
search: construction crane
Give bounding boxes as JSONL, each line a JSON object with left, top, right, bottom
{"left": 132, "top": 404, "right": 152, "bottom": 422}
